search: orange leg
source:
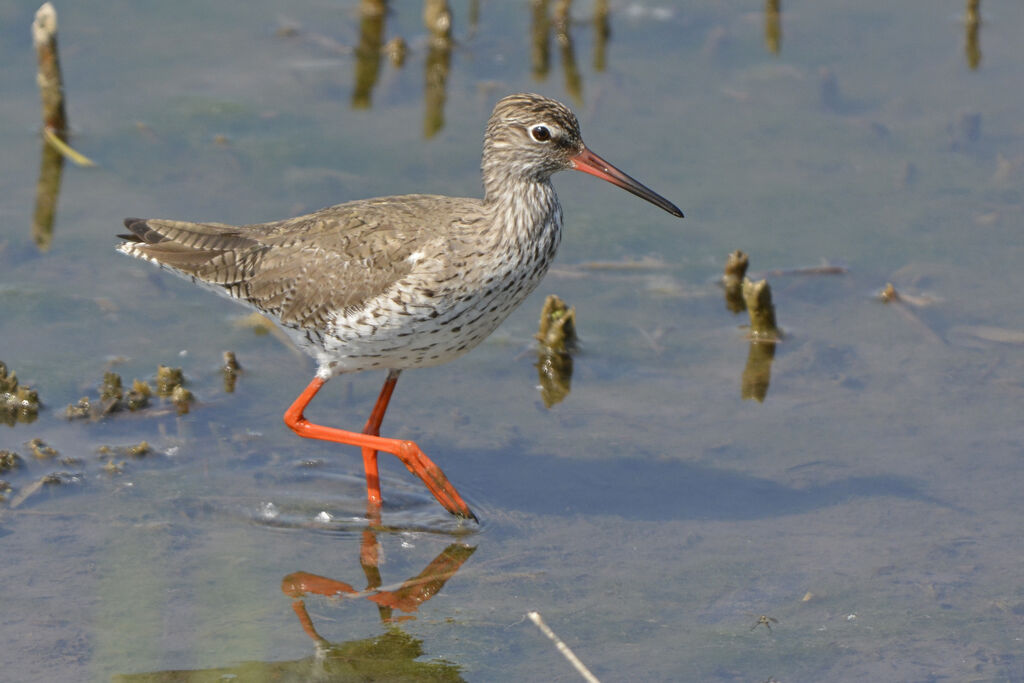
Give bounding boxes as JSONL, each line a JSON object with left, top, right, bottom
{"left": 283, "top": 372, "right": 476, "bottom": 521}
{"left": 358, "top": 370, "right": 401, "bottom": 507}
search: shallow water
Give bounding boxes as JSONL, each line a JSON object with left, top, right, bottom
{"left": 2, "top": 2, "right": 1024, "bottom": 681}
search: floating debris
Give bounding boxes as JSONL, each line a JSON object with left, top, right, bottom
{"left": 527, "top": 611, "right": 600, "bottom": 683}
{"left": 535, "top": 294, "right": 577, "bottom": 354}
{"left": 535, "top": 295, "right": 577, "bottom": 408}
{"left": 65, "top": 366, "right": 177, "bottom": 421}
{"left": 155, "top": 365, "right": 185, "bottom": 396}
{"left": 878, "top": 283, "right": 944, "bottom": 344}
{"left": 171, "top": 385, "right": 193, "bottom": 414}
{"left": 384, "top": 36, "right": 406, "bottom": 67}
{"left": 94, "top": 371, "right": 125, "bottom": 415}
{"left": 724, "top": 249, "right": 749, "bottom": 279}
{"left": 100, "top": 371, "right": 123, "bottom": 401}
{"left": 42, "top": 126, "right": 95, "bottom": 167}
{"left": 0, "top": 362, "right": 19, "bottom": 393}
{"left": 5, "top": 385, "right": 40, "bottom": 425}
{"left": 879, "top": 282, "right": 899, "bottom": 303}
{"left": 1, "top": 361, "right": 41, "bottom": 425}
{"left": 66, "top": 373, "right": 151, "bottom": 419}
{"left": 722, "top": 250, "right": 749, "bottom": 314}
{"left": 8, "top": 471, "right": 82, "bottom": 509}
{"left": 0, "top": 450, "right": 23, "bottom": 473}
{"left": 743, "top": 279, "right": 781, "bottom": 341}
{"left": 125, "top": 379, "right": 152, "bottom": 411}
{"left": 97, "top": 441, "right": 151, "bottom": 458}
{"left": 222, "top": 350, "right": 241, "bottom": 393}
{"left": 722, "top": 254, "right": 781, "bottom": 402}
{"left": 27, "top": 438, "right": 58, "bottom": 460}
{"left": 101, "top": 459, "right": 124, "bottom": 475}
{"left": 274, "top": 23, "right": 299, "bottom": 38}
{"left": 65, "top": 396, "right": 92, "bottom": 420}
{"left": 96, "top": 441, "right": 154, "bottom": 475}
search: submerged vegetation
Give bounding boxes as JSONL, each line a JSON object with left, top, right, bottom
{"left": 1, "top": 361, "right": 40, "bottom": 425}
{"left": 65, "top": 363, "right": 197, "bottom": 421}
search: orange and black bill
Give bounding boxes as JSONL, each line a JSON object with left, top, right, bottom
{"left": 571, "top": 146, "right": 684, "bottom": 218}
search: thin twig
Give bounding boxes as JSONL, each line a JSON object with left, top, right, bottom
{"left": 43, "top": 127, "right": 95, "bottom": 167}
{"left": 527, "top": 611, "right": 601, "bottom": 683}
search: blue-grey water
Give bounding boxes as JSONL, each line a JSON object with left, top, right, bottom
{"left": 2, "top": 2, "right": 1023, "bottom": 680}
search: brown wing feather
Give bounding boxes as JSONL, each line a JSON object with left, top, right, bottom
{"left": 118, "top": 195, "right": 479, "bottom": 331}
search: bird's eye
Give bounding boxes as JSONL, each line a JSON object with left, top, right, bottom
{"left": 530, "top": 125, "right": 552, "bottom": 142}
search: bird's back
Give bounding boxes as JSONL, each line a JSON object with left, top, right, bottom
{"left": 119, "top": 194, "right": 482, "bottom": 328}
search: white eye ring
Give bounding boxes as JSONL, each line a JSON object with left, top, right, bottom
{"left": 530, "top": 125, "right": 553, "bottom": 143}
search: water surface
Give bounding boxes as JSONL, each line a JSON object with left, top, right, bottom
{"left": 2, "top": 2, "right": 1023, "bottom": 680}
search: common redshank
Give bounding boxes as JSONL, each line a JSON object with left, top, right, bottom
{"left": 118, "top": 93, "right": 683, "bottom": 521}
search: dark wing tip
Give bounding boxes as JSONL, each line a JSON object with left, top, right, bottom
{"left": 120, "top": 217, "right": 168, "bottom": 244}
{"left": 121, "top": 217, "right": 147, "bottom": 242}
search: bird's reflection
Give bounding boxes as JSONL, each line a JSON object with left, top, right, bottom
{"left": 278, "top": 522, "right": 474, "bottom": 679}
{"left": 113, "top": 523, "right": 475, "bottom": 682}
{"left": 283, "top": 524, "right": 476, "bottom": 628}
